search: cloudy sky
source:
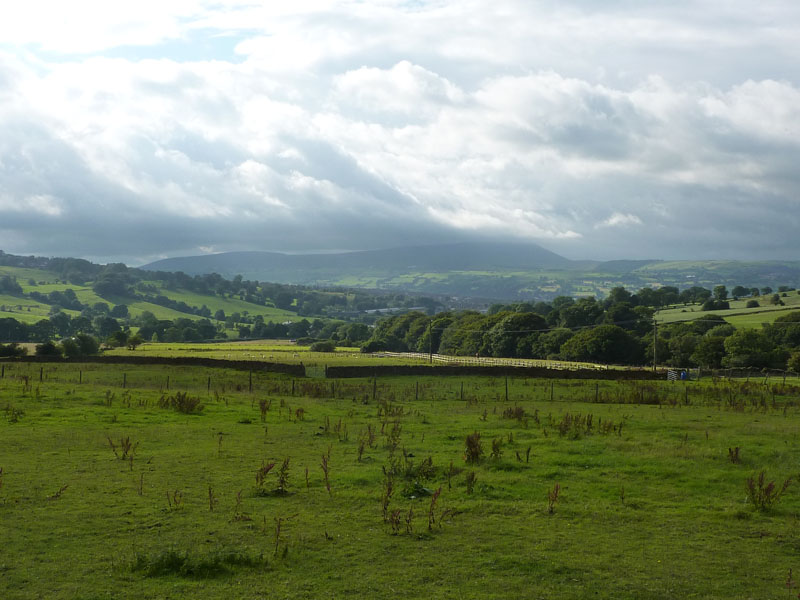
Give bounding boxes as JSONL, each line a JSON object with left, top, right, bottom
{"left": 1, "top": 1, "right": 799, "bottom": 265}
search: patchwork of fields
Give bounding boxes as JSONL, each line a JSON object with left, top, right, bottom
{"left": 0, "top": 265, "right": 301, "bottom": 324}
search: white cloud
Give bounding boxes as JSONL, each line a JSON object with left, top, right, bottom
{"left": 596, "top": 212, "right": 643, "bottom": 229}
{"left": 0, "top": 194, "right": 63, "bottom": 216}
{"left": 0, "top": 1, "right": 799, "bottom": 262}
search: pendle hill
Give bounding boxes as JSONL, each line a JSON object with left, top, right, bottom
{"left": 141, "top": 241, "right": 800, "bottom": 301}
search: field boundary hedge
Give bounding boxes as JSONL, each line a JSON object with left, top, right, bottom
{"left": 6, "top": 355, "right": 306, "bottom": 376}
{"left": 326, "top": 364, "right": 665, "bottom": 380}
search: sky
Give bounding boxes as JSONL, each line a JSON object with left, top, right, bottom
{"left": 1, "top": 1, "right": 799, "bottom": 265}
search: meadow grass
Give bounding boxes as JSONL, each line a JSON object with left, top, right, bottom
{"left": 1, "top": 360, "right": 799, "bottom": 599}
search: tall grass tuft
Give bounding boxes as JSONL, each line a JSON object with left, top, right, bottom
{"left": 745, "top": 471, "right": 791, "bottom": 511}
{"left": 158, "top": 391, "right": 204, "bottom": 414}
{"left": 464, "top": 432, "right": 483, "bottom": 464}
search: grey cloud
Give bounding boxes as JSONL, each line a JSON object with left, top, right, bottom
{"left": 1, "top": 3, "right": 799, "bottom": 265}
{"left": 0, "top": 114, "right": 467, "bottom": 263}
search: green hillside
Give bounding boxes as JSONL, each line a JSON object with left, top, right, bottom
{"left": 0, "top": 264, "right": 302, "bottom": 330}
{"left": 656, "top": 293, "right": 800, "bottom": 328}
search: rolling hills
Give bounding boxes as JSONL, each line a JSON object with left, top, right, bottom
{"left": 141, "top": 242, "right": 800, "bottom": 301}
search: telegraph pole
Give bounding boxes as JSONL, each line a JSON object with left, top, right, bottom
{"left": 429, "top": 319, "right": 433, "bottom": 364}
{"left": 652, "top": 315, "right": 657, "bottom": 372}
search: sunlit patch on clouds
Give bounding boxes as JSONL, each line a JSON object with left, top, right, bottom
{"left": 0, "top": 1, "right": 799, "bottom": 263}
{"left": 596, "top": 212, "right": 642, "bottom": 229}
{"left": 0, "top": 194, "right": 63, "bottom": 216}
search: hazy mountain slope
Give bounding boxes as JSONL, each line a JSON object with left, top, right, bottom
{"left": 141, "top": 242, "right": 574, "bottom": 280}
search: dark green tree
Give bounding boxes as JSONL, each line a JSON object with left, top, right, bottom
{"left": 559, "top": 325, "right": 643, "bottom": 365}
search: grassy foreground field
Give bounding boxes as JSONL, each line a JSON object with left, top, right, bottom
{"left": 1, "top": 361, "right": 799, "bottom": 599}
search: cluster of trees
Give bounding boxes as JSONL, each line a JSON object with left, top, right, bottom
{"left": 0, "top": 275, "right": 23, "bottom": 294}
{"left": 244, "top": 317, "right": 371, "bottom": 346}
{"left": 0, "top": 301, "right": 374, "bottom": 347}
{"left": 362, "top": 287, "right": 800, "bottom": 370}
{"left": 28, "top": 289, "right": 85, "bottom": 311}
{"left": 0, "top": 335, "right": 103, "bottom": 359}
{"left": 361, "top": 308, "right": 651, "bottom": 365}
{"left": 654, "top": 311, "right": 800, "bottom": 370}
{"left": 35, "top": 334, "right": 101, "bottom": 359}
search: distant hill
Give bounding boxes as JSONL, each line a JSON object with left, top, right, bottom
{"left": 141, "top": 242, "right": 575, "bottom": 282}
{"left": 140, "top": 243, "right": 800, "bottom": 301}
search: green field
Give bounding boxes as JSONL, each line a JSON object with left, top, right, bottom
{"left": 656, "top": 293, "right": 800, "bottom": 328}
{"left": 152, "top": 287, "right": 299, "bottom": 322}
{"left": 103, "top": 342, "right": 417, "bottom": 368}
{"left": 0, "top": 267, "right": 302, "bottom": 325}
{"left": 1, "top": 359, "right": 798, "bottom": 599}
{"left": 0, "top": 266, "right": 60, "bottom": 284}
{"left": 0, "top": 294, "right": 66, "bottom": 324}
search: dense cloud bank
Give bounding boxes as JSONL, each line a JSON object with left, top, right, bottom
{"left": 1, "top": 1, "right": 799, "bottom": 263}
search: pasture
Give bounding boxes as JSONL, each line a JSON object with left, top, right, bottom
{"left": 0, "top": 360, "right": 798, "bottom": 599}
{"left": 656, "top": 293, "right": 800, "bottom": 327}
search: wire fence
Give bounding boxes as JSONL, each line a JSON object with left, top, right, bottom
{"left": 373, "top": 352, "right": 609, "bottom": 371}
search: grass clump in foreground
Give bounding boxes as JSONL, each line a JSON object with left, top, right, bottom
{"left": 745, "top": 471, "right": 792, "bottom": 511}
{"left": 131, "top": 549, "right": 266, "bottom": 578}
{"left": 1, "top": 361, "right": 799, "bottom": 599}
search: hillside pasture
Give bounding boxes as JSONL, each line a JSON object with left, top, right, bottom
{"left": 656, "top": 293, "right": 800, "bottom": 327}
{"left": 0, "top": 361, "right": 798, "bottom": 599}
{"left": 3, "top": 269, "right": 305, "bottom": 326}
{"left": 0, "top": 294, "right": 66, "bottom": 323}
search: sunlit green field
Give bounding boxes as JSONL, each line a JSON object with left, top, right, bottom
{"left": 0, "top": 266, "right": 60, "bottom": 284}
{"left": 101, "top": 342, "right": 615, "bottom": 371}
{"left": 103, "top": 342, "right": 417, "bottom": 368}
{"left": 0, "top": 294, "right": 72, "bottom": 324}
{"left": 1, "top": 360, "right": 798, "bottom": 599}
{"left": 0, "top": 267, "right": 302, "bottom": 324}
{"left": 656, "top": 293, "right": 800, "bottom": 327}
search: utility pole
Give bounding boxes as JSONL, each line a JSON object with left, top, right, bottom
{"left": 652, "top": 316, "right": 657, "bottom": 372}
{"left": 429, "top": 319, "right": 433, "bottom": 364}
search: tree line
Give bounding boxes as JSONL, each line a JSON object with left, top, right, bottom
{"left": 361, "top": 286, "right": 800, "bottom": 371}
